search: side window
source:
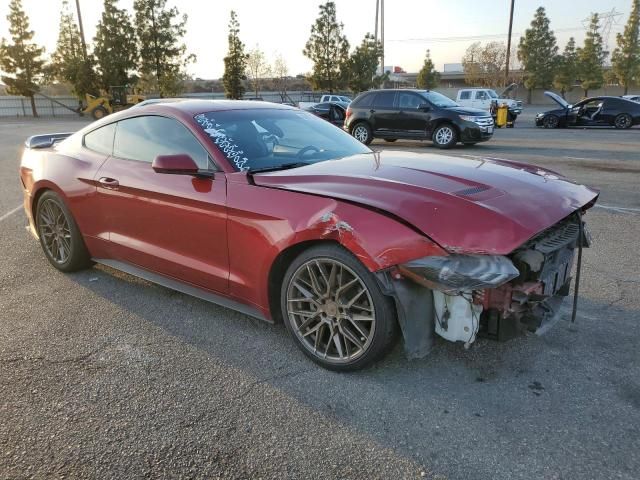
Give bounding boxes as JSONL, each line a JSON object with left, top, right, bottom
{"left": 475, "top": 91, "right": 488, "bottom": 100}
{"left": 352, "top": 93, "right": 374, "bottom": 108}
{"left": 373, "top": 91, "right": 396, "bottom": 109}
{"left": 397, "top": 92, "right": 423, "bottom": 109}
{"left": 459, "top": 91, "right": 471, "bottom": 100}
{"left": 83, "top": 123, "right": 116, "bottom": 155}
{"left": 113, "top": 116, "right": 211, "bottom": 169}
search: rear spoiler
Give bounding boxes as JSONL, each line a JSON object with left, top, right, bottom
{"left": 24, "top": 132, "right": 74, "bottom": 149}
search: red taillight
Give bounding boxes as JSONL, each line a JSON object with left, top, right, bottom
{"left": 345, "top": 107, "right": 352, "bottom": 120}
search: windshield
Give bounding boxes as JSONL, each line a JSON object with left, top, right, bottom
{"left": 194, "top": 109, "right": 370, "bottom": 172}
{"left": 420, "top": 91, "right": 459, "bottom": 108}
{"left": 488, "top": 90, "right": 498, "bottom": 99}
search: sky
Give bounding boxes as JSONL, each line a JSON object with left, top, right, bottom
{"left": 0, "top": 0, "right": 631, "bottom": 79}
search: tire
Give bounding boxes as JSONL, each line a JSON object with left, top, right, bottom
{"left": 432, "top": 123, "right": 458, "bottom": 149}
{"left": 91, "top": 105, "right": 108, "bottom": 120}
{"left": 351, "top": 122, "right": 373, "bottom": 145}
{"left": 281, "top": 244, "right": 397, "bottom": 371}
{"left": 384, "top": 138, "right": 397, "bottom": 142}
{"left": 36, "top": 191, "right": 92, "bottom": 272}
{"left": 614, "top": 113, "right": 632, "bottom": 129}
{"left": 543, "top": 115, "right": 559, "bottom": 129}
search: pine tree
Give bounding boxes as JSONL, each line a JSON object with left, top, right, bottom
{"left": 346, "top": 33, "right": 383, "bottom": 93}
{"left": 245, "top": 46, "right": 270, "bottom": 99}
{"left": 51, "top": 0, "right": 96, "bottom": 99}
{"left": 94, "top": 0, "right": 138, "bottom": 93}
{"left": 611, "top": 0, "right": 640, "bottom": 95}
{"left": 222, "top": 11, "right": 246, "bottom": 99}
{"left": 416, "top": 50, "right": 440, "bottom": 89}
{"left": 303, "top": 1, "right": 350, "bottom": 92}
{"left": 553, "top": 38, "right": 578, "bottom": 98}
{"left": 0, "top": 0, "right": 45, "bottom": 116}
{"left": 517, "top": 7, "right": 558, "bottom": 103}
{"left": 133, "top": 0, "right": 194, "bottom": 97}
{"left": 577, "top": 14, "right": 607, "bottom": 97}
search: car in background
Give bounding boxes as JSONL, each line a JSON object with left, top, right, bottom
{"left": 622, "top": 94, "right": 640, "bottom": 103}
{"left": 320, "top": 94, "right": 352, "bottom": 103}
{"left": 456, "top": 84, "right": 523, "bottom": 119}
{"left": 19, "top": 100, "right": 597, "bottom": 370}
{"left": 130, "top": 98, "right": 190, "bottom": 108}
{"left": 345, "top": 89, "right": 494, "bottom": 148}
{"left": 536, "top": 92, "right": 640, "bottom": 129}
{"left": 304, "top": 101, "right": 348, "bottom": 126}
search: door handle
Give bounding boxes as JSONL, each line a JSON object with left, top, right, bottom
{"left": 98, "top": 177, "right": 119, "bottom": 190}
{"left": 369, "top": 109, "right": 376, "bottom": 114}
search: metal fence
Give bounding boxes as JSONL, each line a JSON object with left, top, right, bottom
{"left": 0, "top": 90, "right": 357, "bottom": 118}
{"left": 0, "top": 95, "right": 80, "bottom": 117}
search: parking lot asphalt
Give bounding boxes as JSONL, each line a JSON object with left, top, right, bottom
{"left": 1, "top": 115, "right": 639, "bottom": 480}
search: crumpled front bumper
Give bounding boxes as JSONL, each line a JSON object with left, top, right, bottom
{"left": 377, "top": 212, "right": 592, "bottom": 358}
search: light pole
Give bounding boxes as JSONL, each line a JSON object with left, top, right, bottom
{"left": 505, "top": 0, "right": 515, "bottom": 86}
{"left": 74, "top": 0, "right": 89, "bottom": 64}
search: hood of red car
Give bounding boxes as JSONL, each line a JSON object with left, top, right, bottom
{"left": 252, "top": 151, "right": 599, "bottom": 255}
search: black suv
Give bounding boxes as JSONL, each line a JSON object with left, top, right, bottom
{"left": 344, "top": 89, "right": 494, "bottom": 148}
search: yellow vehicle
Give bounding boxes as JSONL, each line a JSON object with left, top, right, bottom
{"left": 82, "top": 86, "right": 145, "bottom": 120}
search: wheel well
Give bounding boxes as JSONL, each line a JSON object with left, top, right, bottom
{"left": 431, "top": 120, "right": 459, "bottom": 138}
{"left": 267, "top": 239, "right": 340, "bottom": 323}
{"left": 31, "top": 187, "right": 50, "bottom": 227}
{"left": 350, "top": 120, "right": 369, "bottom": 134}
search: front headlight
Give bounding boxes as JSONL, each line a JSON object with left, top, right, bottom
{"left": 400, "top": 255, "right": 519, "bottom": 292}
{"left": 459, "top": 115, "right": 480, "bottom": 122}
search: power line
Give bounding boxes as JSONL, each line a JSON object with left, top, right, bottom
{"left": 387, "top": 26, "right": 621, "bottom": 43}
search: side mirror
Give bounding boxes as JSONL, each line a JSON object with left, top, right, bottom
{"left": 418, "top": 103, "right": 431, "bottom": 111}
{"left": 152, "top": 154, "right": 200, "bottom": 175}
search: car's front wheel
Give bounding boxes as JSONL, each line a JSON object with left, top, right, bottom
{"left": 543, "top": 115, "right": 559, "bottom": 129}
{"left": 614, "top": 113, "right": 632, "bottom": 129}
{"left": 281, "top": 244, "right": 397, "bottom": 371}
{"left": 36, "top": 191, "right": 92, "bottom": 272}
{"left": 432, "top": 123, "right": 458, "bottom": 149}
{"left": 351, "top": 122, "right": 373, "bottom": 145}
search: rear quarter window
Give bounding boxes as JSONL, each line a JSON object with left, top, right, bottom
{"left": 83, "top": 123, "right": 116, "bottom": 155}
{"left": 351, "top": 92, "right": 374, "bottom": 108}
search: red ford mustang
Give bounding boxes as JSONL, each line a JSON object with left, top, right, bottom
{"left": 19, "top": 100, "right": 598, "bottom": 370}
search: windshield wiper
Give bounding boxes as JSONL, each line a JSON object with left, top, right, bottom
{"left": 248, "top": 162, "right": 310, "bottom": 174}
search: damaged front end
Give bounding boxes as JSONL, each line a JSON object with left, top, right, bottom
{"left": 378, "top": 213, "right": 591, "bottom": 358}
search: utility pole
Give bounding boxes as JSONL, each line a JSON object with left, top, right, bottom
{"left": 74, "top": 0, "right": 89, "bottom": 64}
{"left": 381, "top": 0, "right": 385, "bottom": 78}
{"left": 505, "top": 0, "right": 515, "bottom": 85}
{"left": 374, "top": 0, "right": 379, "bottom": 42}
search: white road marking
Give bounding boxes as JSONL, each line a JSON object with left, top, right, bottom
{"left": 564, "top": 156, "right": 592, "bottom": 160}
{"left": 0, "top": 204, "right": 22, "bottom": 222}
{"left": 594, "top": 204, "right": 640, "bottom": 214}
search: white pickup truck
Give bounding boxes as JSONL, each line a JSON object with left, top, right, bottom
{"left": 455, "top": 84, "right": 523, "bottom": 117}
{"left": 298, "top": 94, "right": 352, "bottom": 110}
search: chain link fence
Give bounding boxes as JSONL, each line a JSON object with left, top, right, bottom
{"left": 0, "top": 96, "right": 80, "bottom": 117}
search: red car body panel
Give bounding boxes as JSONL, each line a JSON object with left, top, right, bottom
{"left": 253, "top": 151, "right": 598, "bottom": 254}
{"left": 19, "top": 101, "right": 598, "bottom": 324}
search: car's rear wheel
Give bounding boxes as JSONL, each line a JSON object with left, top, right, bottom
{"left": 543, "top": 115, "right": 559, "bottom": 129}
{"left": 36, "top": 191, "right": 91, "bottom": 272}
{"left": 432, "top": 123, "right": 457, "bottom": 149}
{"left": 351, "top": 122, "right": 373, "bottom": 145}
{"left": 281, "top": 244, "right": 396, "bottom": 371}
{"left": 384, "top": 138, "right": 397, "bottom": 142}
{"left": 614, "top": 113, "right": 632, "bottom": 129}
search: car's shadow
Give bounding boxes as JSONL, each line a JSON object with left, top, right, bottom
{"left": 67, "top": 263, "right": 640, "bottom": 479}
